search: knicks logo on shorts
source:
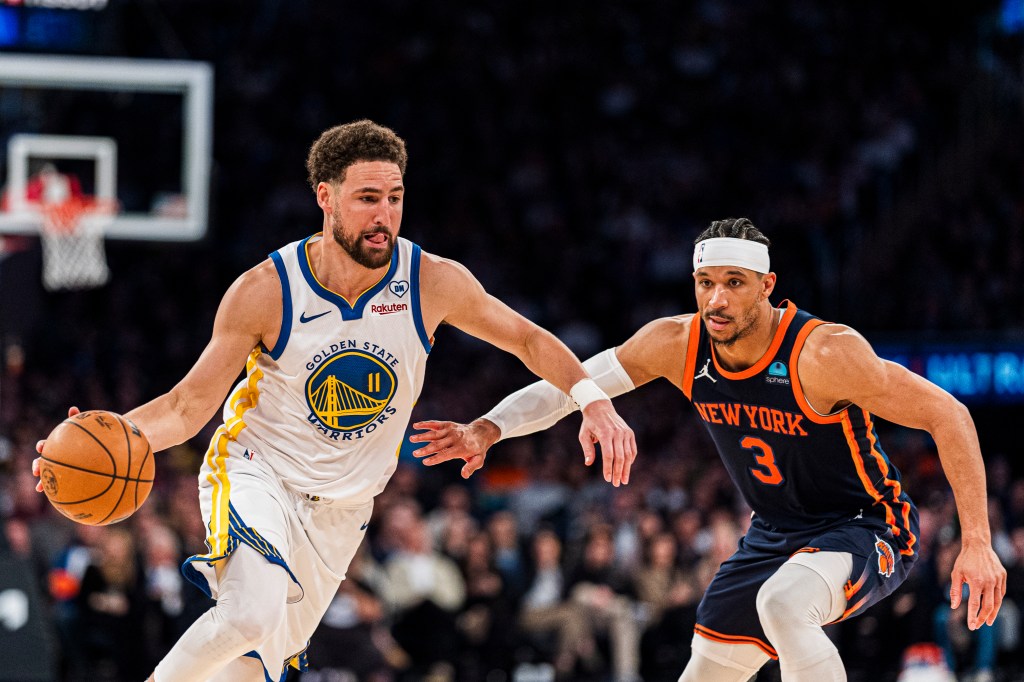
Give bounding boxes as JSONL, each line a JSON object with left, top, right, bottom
{"left": 875, "top": 536, "right": 895, "bottom": 578}
{"left": 305, "top": 350, "right": 397, "bottom": 432}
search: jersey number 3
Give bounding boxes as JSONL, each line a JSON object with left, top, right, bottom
{"left": 742, "top": 436, "right": 784, "bottom": 486}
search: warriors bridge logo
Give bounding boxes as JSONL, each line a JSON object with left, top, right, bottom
{"left": 305, "top": 347, "right": 398, "bottom": 438}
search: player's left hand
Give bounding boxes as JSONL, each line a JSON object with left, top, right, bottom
{"left": 949, "top": 541, "right": 1007, "bottom": 630}
{"left": 32, "top": 405, "right": 81, "bottom": 493}
{"left": 579, "top": 399, "right": 636, "bottom": 487}
{"left": 410, "top": 418, "right": 500, "bottom": 479}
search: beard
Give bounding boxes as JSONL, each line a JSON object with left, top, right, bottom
{"left": 704, "top": 304, "right": 761, "bottom": 348}
{"left": 332, "top": 222, "right": 395, "bottom": 269}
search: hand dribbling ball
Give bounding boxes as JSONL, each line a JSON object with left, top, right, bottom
{"left": 39, "top": 410, "right": 154, "bottom": 525}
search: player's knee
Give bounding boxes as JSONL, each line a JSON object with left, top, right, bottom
{"left": 217, "top": 596, "right": 286, "bottom": 647}
{"left": 215, "top": 567, "right": 288, "bottom": 648}
{"left": 756, "top": 574, "right": 806, "bottom": 629}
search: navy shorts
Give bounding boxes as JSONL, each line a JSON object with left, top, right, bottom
{"left": 694, "top": 512, "right": 920, "bottom": 658}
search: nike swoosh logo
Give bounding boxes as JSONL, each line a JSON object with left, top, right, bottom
{"left": 359, "top": 521, "right": 369, "bottom": 531}
{"left": 299, "top": 310, "right": 331, "bottom": 323}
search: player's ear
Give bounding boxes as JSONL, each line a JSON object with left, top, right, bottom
{"left": 761, "top": 272, "right": 777, "bottom": 298}
{"left": 316, "top": 182, "right": 334, "bottom": 212}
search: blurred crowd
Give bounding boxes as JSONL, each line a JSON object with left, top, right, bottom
{"left": 3, "top": 415, "right": 1024, "bottom": 682}
{"left": 2, "top": 0, "right": 1024, "bottom": 680}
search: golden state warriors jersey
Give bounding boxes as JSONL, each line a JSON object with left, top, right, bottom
{"left": 222, "top": 234, "right": 431, "bottom": 505}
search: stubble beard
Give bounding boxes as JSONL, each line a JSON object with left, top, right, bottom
{"left": 706, "top": 304, "right": 761, "bottom": 349}
{"left": 332, "top": 221, "right": 394, "bottom": 269}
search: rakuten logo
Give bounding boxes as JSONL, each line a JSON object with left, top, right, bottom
{"left": 371, "top": 303, "right": 409, "bottom": 315}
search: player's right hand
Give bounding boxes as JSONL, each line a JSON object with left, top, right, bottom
{"left": 409, "top": 418, "right": 501, "bottom": 479}
{"left": 579, "top": 399, "right": 636, "bottom": 487}
{"left": 32, "top": 406, "right": 80, "bottom": 493}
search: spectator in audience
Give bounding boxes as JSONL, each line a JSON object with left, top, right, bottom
{"left": 47, "top": 522, "right": 106, "bottom": 681}
{"left": 381, "top": 503, "right": 465, "bottom": 681}
{"left": 304, "top": 543, "right": 398, "bottom": 682}
{"left": 633, "top": 532, "right": 702, "bottom": 681}
{"left": 518, "top": 527, "right": 597, "bottom": 679}
{"left": 568, "top": 524, "right": 642, "bottom": 682}
{"left": 75, "top": 528, "right": 150, "bottom": 681}
{"left": 487, "top": 509, "right": 529, "bottom": 598}
{"left": 456, "top": 529, "right": 517, "bottom": 679}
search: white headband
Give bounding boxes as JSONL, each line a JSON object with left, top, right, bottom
{"left": 693, "top": 237, "right": 770, "bottom": 273}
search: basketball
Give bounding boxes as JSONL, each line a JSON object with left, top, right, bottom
{"left": 39, "top": 410, "right": 154, "bottom": 526}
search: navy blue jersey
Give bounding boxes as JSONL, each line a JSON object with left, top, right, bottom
{"left": 682, "top": 301, "right": 917, "bottom": 557}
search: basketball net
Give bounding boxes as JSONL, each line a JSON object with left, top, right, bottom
{"left": 35, "top": 170, "right": 113, "bottom": 292}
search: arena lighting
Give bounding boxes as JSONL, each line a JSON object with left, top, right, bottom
{"left": 1, "top": 0, "right": 107, "bottom": 9}
{"left": 876, "top": 343, "right": 1024, "bottom": 403}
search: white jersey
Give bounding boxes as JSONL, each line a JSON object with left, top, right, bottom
{"left": 221, "top": 234, "right": 431, "bottom": 506}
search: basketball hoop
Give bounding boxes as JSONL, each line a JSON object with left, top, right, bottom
{"left": 38, "top": 195, "right": 114, "bottom": 291}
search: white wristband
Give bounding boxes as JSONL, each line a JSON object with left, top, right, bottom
{"left": 569, "top": 378, "right": 608, "bottom": 410}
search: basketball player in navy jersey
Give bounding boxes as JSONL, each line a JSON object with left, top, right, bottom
{"left": 411, "top": 218, "right": 1007, "bottom": 681}
{"left": 31, "top": 120, "right": 636, "bottom": 682}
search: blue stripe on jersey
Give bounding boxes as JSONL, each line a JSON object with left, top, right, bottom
{"left": 180, "top": 503, "right": 302, "bottom": 599}
{"left": 410, "top": 243, "right": 432, "bottom": 354}
{"left": 296, "top": 235, "right": 400, "bottom": 320}
{"left": 267, "top": 250, "right": 292, "bottom": 360}
{"left": 242, "top": 640, "right": 310, "bottom": 682}
{"left": 241, "top": 650, "right": 281, "bottom": 682}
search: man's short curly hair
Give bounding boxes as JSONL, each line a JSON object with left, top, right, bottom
{"left": 694, "top": 217, "right": 771, "bottom": 247}
{"left": 305, "top": 120, "right": 408, "bottom": 190}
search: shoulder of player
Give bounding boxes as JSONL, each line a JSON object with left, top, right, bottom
{"left": 416, "top": 250, "right": 481, "bottom": 297}
{"left": 618, "top": 314, "right": 693, "bottom": 383}
{"left": 634, "top": 314, "right": 694, "bottom": 345}
{"left": 216, "top": 258, "right": 281, "bottom": 332}
{"left": 225, "top": 258, "right": 280, "bottom": 303}
{"left": 799, "top": 322, "right": 881, "bottom": 379}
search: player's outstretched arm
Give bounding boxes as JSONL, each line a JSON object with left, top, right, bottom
{"left": 412, "top": 310, "right": 690, "bottom": 485}
{"left": 800, "top": 324, "right": 1007, "bottom": 630}
{"left": 414, "top": 253, "right": 640, "bottom": 485}
{"left": 31, "top": 260, "right": 279, "bottom": 494}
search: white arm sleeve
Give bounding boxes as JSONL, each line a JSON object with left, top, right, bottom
{"left": 481, "top": 347, "right": 636, "bottom": 441}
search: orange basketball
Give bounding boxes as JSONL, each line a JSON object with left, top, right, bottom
{"left": 39, "top": 410, "right": 154, "bottom": 526}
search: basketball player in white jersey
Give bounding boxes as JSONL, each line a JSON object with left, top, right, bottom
{"left": 32, "top": 120, "right": 636, "bottom": 682}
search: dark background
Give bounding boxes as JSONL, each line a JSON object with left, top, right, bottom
{"left": 1, "top": 1, "right": 1023, "bottom": 681}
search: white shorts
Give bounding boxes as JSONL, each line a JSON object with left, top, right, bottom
{"left": 182, "top": 428, "right": 373, "bottom": 680}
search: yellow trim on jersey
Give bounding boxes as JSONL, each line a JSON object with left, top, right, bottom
{"left": 225, "top": 348, "right": 265, "bottom": 438}
{"left": 304, "top": 237, "right": 389, "bottom": 308}
{"left": 202, "top": 349, "right": 265, "bottom": 558}
{"left": 204, "top": 427, "right": 232, "bottom": 556}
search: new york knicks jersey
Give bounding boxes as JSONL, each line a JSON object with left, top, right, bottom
{"left": 682, "top": 301, "right": 917, "bottom": 554}
{"left": 221, "top": 234, "right": 431, "bottom": 505}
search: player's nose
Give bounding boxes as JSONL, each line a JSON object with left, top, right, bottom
{"left": 708, "top": 286, "right": 729, "bottom": 308}
{"left": 375, "top": 203, "right": 400, "bottom": 227}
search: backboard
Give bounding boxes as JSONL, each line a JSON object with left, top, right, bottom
{"left": 0, "top": 53, "right": 213, "bottom": 242}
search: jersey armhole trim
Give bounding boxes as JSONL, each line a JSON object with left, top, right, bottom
{"left": 789, "top": 318, "right": 843, "bottom": 424}
{"left": 267, "top": 250, "right": 292, "bottom": 361}
{"left": 410, "top": 243, "right": 432, "bottom": 354}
